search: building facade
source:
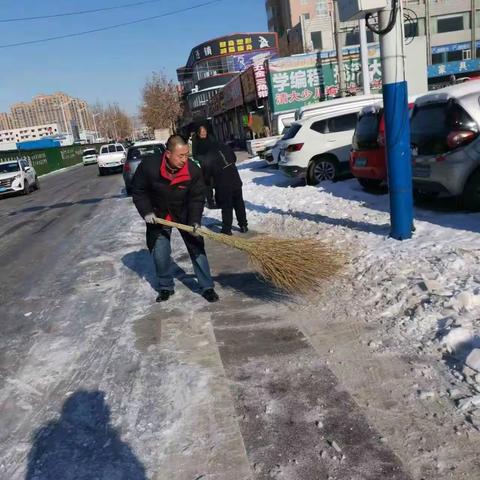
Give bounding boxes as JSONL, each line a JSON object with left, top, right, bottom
{"left": 0, "top": 123, "right": 60, "bottom": 151}
{"left": 3, "top": 92, "right": 95, "bottom": 134}
{"left": 177, "top": 32, "right": 279, "bottom": 126}
{"left": 266, "top": 0, "right": 480, "bottom": 82}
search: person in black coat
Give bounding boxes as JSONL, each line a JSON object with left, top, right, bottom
{"left": 192, "top": 125, "right": 217, "bottom": 209}
{"left": 196, "top": 140, "right": 248, "bottom": 235}
{"left": 132, "top": 135, "right": 219, "bottom": 303}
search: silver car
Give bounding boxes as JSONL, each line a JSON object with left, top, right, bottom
{"left": 123, "top": 141, "right": 165, "bottom": 195}
{"left": 410, "top": 81, "right": 480, "bottom": 210}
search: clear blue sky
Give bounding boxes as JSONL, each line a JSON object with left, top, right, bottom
{"left": 0, "top": 0, "right": 267, "bottom": 115}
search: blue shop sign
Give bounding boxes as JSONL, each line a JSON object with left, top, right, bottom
{"left": 428, "top": 59, "right": 480, "bottom": 78}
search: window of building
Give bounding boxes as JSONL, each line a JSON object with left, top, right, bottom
{"left": 311, "top": 31, "right": 323, "bottom": 50}
{"left": 432, "top": 52, "right": 444, "bottom": 64}
{"left": 345, "top": 30, "right": 375, "bottom": 46}
{"left": 436, "top": 14, "right": 468, "bottom": 34}
{"left": 447, "top": 50, "right": 463, "bottom": 62}
{"left": 302, "top": 13, "right": 310, "bottom": 20}
{"left": 315, "top": 0, "right": 329, "bottom": 17}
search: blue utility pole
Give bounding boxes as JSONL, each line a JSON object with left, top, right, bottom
{"left": 379, "top": 1, "right": 414, "bottom": 240}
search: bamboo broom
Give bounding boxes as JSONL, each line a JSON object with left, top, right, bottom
{"left": 153, "top": 217, "right": 344, "bottom": 294}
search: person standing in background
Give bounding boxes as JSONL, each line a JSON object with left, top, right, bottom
{"left": 196, "top": 139, "right": 248, "bottom": 236}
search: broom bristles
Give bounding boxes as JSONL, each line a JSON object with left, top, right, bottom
{"left": 199, "top": 230, "right": 344, "bottom": 294}
{"left": 153, "top": 218, "right": 344, "bottom": 294}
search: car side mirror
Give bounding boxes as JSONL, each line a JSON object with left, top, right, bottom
{"left": 24, "top": 166, "right": 31, "bottom": 172}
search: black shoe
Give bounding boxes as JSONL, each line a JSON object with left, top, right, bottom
{"left": 202, "top": 289, "right": 219, "bottom": 303}
{"left": 156, "top": 289, "right": 174, "bottom": 302}
{"left": 239, "top": 225, "right": 248, "bottom": 233}
{"left": 220, "top": 229, "right": 232, "bottom": 236}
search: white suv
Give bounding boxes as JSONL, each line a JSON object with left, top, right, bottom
{"left": 278, "top": 108, "right": 360, "bottom": 184}
{"left": 0, "top": 159, "right": 39, "bottom": 196}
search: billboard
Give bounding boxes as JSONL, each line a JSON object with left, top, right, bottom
{"left": 223, "top": 77, "right": 243, "bottom": 110}
{"left": 240, "top": 67, "right": 257, "bottom": 103}
{"left": 186, "top": 33, "right": 278, "bottom": 67}
{"left": 266, "top": 54, "right": 324, "bottom": 113}
{"left": 232, "top": 49, "right": 277, "bottom": 72}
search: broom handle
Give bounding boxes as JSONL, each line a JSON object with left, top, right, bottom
{"left": 152, "top": 216, "right": 206, "bottom": 237}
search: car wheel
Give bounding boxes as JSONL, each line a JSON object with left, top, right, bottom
{"left": 462, "top": 170, "right": 480, "bottom": 211}
{"left": 307, "top": 157, "right": 338, "bottom": 185}
{"left": 98, "top": 168, "right": 104, "bottom": 176}
{"left": 358, "top": 178, "right": 383, "bottom": 191}
{"left": 413, "top": 190, "right": 439, "bottom": 204}
{"left": 34, "top": 177, "right": 40, "bottom": 190}
{"left": 22, "top": 181, "right": 30, "bottom": 195}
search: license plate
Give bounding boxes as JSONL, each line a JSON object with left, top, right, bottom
{"left": 413, "top": 165, "right": 431, "bottom": 178}
{"left": 0, "top": 187, "right": 6, "bottom": 192}
{"left": 355, "top": 157, "right": 367, "bottom": 167}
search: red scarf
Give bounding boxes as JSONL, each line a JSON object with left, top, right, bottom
{"left": 159, "top": 153, "right": 191, "bottom": 221}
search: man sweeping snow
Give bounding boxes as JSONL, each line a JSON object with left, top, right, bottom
{"left": 131, "top": 135, "right": 219, "bottom": 303}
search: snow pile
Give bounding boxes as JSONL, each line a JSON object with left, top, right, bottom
{"left": 215, "top": 157, "right": 480, "bottom": 420}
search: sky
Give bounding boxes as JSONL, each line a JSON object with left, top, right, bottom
{"left": 0, "top": 0, "right": 268, "bottom": 116}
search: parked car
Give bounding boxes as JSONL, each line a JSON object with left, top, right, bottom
{"left": 295, "top": 94, "right": 383, "bottom": 121}
{"left": 82, "top": 148, "right": 98, "bottom": 166}
{"left": 278, "top": 105, "right": 362, "bottom": 184}
{"left": 0, "top": 159, "right": 39, "bottom": 196}
{"left": 264, "top": 125, "right": 295, "bottom": 167}
{"left": 123, "top": 140, "right": 165, "bottom": 195}
{"left": 410, "top": 82, "right": 480, "bottom": 210}
{"left": 350, "top": 100, "right": 416, "bottom": 190}
{"left": 97, "top": 143, "right": 126, "bottom": 175}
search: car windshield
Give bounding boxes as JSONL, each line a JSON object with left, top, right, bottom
{"left": 411, "top": 100, "right": 478, "bottom": 155}
{"left": 83, "top": 149, "right": 96, "bottom": 156}
{"left": 282, "top": 124, "right": 301, "bottom": 140}
{"left": 0, "top": 162, "right": 20, "bottom": 174}
{"left": 353, "top": 112, "right": 380, "bottom": 150}
{"left": 108, "top": 145, "right": 117, "bottom": 153}
{"left": 127, "top": 144, "right": 165, "bottom": 161}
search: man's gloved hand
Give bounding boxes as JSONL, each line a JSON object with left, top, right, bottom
{"left": 191, "top": 222, "right": 201, "bottom": 237}
{"left": 144, "top": 213, "right": 157, "bottom": 224}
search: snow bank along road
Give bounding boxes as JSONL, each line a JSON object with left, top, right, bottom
{"left": 0, "top": 156, "right": 479, "bottom": 479}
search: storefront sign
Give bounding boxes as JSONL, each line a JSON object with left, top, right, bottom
{"left": 232, "top": 49, "right": 277, "bottom": 72}
{"left": 322, "top": 57, "right": 383, "bottom": 97}
{"left": 208, "top": 90, "right": 225, "bottom": 117}
{"left": 427, "top": 58, "right": 480, "bottom": 78}
{"left": 223, "top": 77, "right": 243, "bottom": 110}
{"left": 186, "top": 33, "right": 278, "bottom": 66}
{"left": 253, "top": 63, "right": 269, "bottom": 99}
{"left": 266, "top": 53, "right": 324, "bottom": 113}
{"left": 240, "top": 67, "right": 257, "bottom": 103}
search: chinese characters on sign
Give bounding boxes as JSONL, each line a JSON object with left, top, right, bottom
{"left": 187, "top": 33, "right": 279, "bottom": 66}
{"left": 220, "top": 37, "right": 253, "bottom": 55}
{"left": 253, "top": 63, "right": 269, "bottom": 99}
{"left": 427, "top": 58, "right": 480, "bottom": 78}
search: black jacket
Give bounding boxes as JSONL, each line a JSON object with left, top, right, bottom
{"left": 197, "top": 142, "right": 243, "bottom": 193}
{"left": 132, "top": 155, "right": 206, "bottom": 251}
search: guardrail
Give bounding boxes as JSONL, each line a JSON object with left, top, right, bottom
{"left": 0, "top": 144, "right": 104, "bottom": 176}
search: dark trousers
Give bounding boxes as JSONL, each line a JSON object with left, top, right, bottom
{"left": 218, "top": 187, "right": 247, "bottom": 231}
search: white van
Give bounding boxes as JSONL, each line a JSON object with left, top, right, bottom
{"left": 278, "top": 102, "right": 370, "bottom": 184}
{"left": 295, "top": 94, "right": 383, "bottom": 122}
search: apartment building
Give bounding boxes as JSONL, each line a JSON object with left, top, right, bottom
{"left": 4, "top": 92, "right": 95, "bottom": 133}
{"left": 0, "top": 112, "right": 15, "bottom": 131}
